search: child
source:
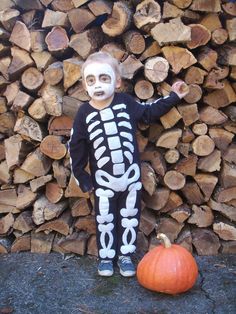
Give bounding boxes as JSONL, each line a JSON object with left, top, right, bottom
{"left": 69, "top": 52, "right": 188, "bottom": 277}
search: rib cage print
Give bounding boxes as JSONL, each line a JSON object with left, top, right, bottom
{"left": 86, "top": 103, "right": 141, "bottom": 259}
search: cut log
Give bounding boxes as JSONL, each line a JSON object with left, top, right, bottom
{"left": 9, "top": 21, "right": 31, "bottom": 51}
{"left": 0, "top": 160, "right": 11, "bottom": 184}
{"left": 4, "top": 134, "right": 33, "bottom": 170}
{"left": 160, "top": 191, "right": 183, "bottom": 213}
{"left": 181, "top": 181, "right": 205, "bottom": 205}
{"left": 51, "top": 0, "right": 75, "bottom": 12}
{"left": 13, "top": 168, "right": 35, "bottom": 184}
{"left": 58, "top": 231, "right": 88, "bottom": 255}
{"left": 123, "top": 30, "right": 145, "bottom": 55}
{"left": 0, "top": 213, "right": 14, "bottom": 235}
{"left": 175, "top": 154, "right": 198, "bottom": 176}
{"left": 36, "top": 209, "right": 72, "bottom": 236}
{"left": 192, "top": 135, "right": 215, "bottom": 156}
{"left": 176, "top": 227, "right": 193, "bottom": 252}
{"left": 197, "top": 47, "right": 218, "bottom": 71}
{"left": 178, "top": 103, "right": 199, "bottom": 126}
{"left": 133, "top": 0, "right": 161, "bottom": 31}
{"left": 75, "top": 215, "right": 96, "bottom": 234}
{"left": 68, "top": 8, "right": 95, "bottom": 33}
{"left": 155, "top": 217, "right": 184, "bottom": 242}
{"left": 134, "top": 79, "right": 154, "bottom": 100}
{"left": 192, "top": 228, "right": 220, "bottom": 255}
{"left": 21, "top": 10, "right": 37, "bottom": 27}
{"left": 200, "top": 12, "right": 222, "bottom": 32}
{"left": 190, "top": 0, "right": 221, "bottom": 13}
{"left": 0, "top": 189, "right": 17, "bottom": 214}
{"left": 21, "top": 67, "right": 44, "bottom": 91}
{"left": 216, "top": 187, "right": 236, "bottom": 203}
{"left": 200, "top": 106, "right": 228, "bottom": 125}
{"left": 44, "top": 61, "right": 63, "bottom": 86}
{"left": 211, "top": 28, "right": 228, "bottom": 45}
{"left": 139, "top": 207, "right": 156, "bottom": 236}
{"left": 156, "top": 128, "right": 182, "bottom": 149}
{"left": 162, "top": 2, "right": 183, "bottom": 19}
{"left": 67, "top": 83, "right": 89, "bottom": 102}
{"left": 48, "top": 115, "right": 73, "bottom": 136}
{"left": 141, "top": 162, "right": 156, "bottom": 196}
{"left": 72, "top": 0, "right": 90, "bottom": 8}
{"left": 141, "top": 150, "right": 166, "bottom": 176}
{"left": 46, "top": 181, "right": 64, "bottom": 203}
{"left": 101, "top": 42, "right": 127, "bottom": 61}
{"left": 151, "top": 17, "right": 191, "bottom": 46}
{"left": 16, "top": 185, "right": 37, "bottom": 210}
{"left": 51, "top": 162, "right": 68, "bottom": 190}
{"left": 203, "top": 80, "right": 236, "bottom": 108}
{"left": 11, "top": 91, "right": 33, "bottom": 112}
{"left": 187, "top": 24, "right": 211, "bottom": 49}
{"left": 30, "top": 174, "right": 53, "bottom": 192}
{"left": 183, "top": 84, "right": 202, "bottom": 103}
{"left": 101, "top": 1, "right": 131, "bottom": 37}
{"left": 8, "top": 47, "right": 34, "bottom": 80}
{"left": 192, "top": 123, "right": 208, "bottom": 135}
{"left": 45, "top": 26, "right": 69, "bottom": 52}
{"left": 164, "top": 149, "right": 180, "bottom": 164}
{"left": 63, "top": 58, "right": 83, "bottom": 90}
{"left": 31, "top": 51, "right": 55, "bottom": 71}
{"left": 185, "top": 66, "right": 207, "bottom": 85}
{"left": 169, "top": 0, "right": 192, "bottom": 9}
{"left": 208, "top": 198, "right": 236, "bottom": 222}
{"left": 14, "top": 115, "right": 45, "bottom": 142}
{"left": 42, "top": 9, "right": 69, "bottom": 28}
{"left": 21, "top": 147, "right": 52, "bottom": 177}
{"left": 160, "top": 107, "right": 182, "bottom": 129}
{"left": 194, "top": 173, "right": 218, "bottom": 200}
{"left": 28, "top": 98, "right": 48, "bottom": 122}
{"left": 188, "top": 204, "right": 214, "bottom": 227}
{"left": 198, "top": 149, "right": 221, "bottom": 172}
{"left": 65, "top": 175, "right": 90, "bottom": 198}
{"left": 120, "top": 55, "right": 143, "bottom": 80}
{"left": 139, "top": 41, "right": 161, "bottom": 62}
{"left": 217, "top": 44, "right": 236, "bottom": 66}
{"left": 11, "top": 234, "right": 31, "bottom": 253}
{"left": 226, "top": 18, "right": 236, "bottom": 42}
{"left": 143, "top": 188, "right": 170, "bottom": 211}
{"left": 220, "top": 161, "right": 236, "bottom": 188}
{"left": 69, "top": 27, "right": 103, "bottom": 59}
{"left": 40, "top": 135, "right": 67, "bottom": 160}
{"left": 0, "top": 8, "right": 20, "bottom": 32}
{"left": 70, "top": 198, "right": 91, "bottom": 217}
{"left": 13, "top": 211, "right": 34, "bottom": 235}
{"left": 209, "top": 128, "right": 234, "bottom": 151}
{"left": 221, "top": 241, "right": 236, "bottom": 254}
{"left": 88, "top": 0, "right": 112, "bottom": 16}
{"left": 169, "top": 205, "right": 191, "bottom": 223}
{"left": 30, "top": 30, "right": 47, "bottom": 53}
{"left": 164, "top": 170, "right": 186, "bottom": 190}
{"left": 87, "top": 234, "right": 98, "bottom": 256}
{"left": 0, "top": 112, "right": 15, "bottom": 136}
{"left": 213, "top": 222, "right": 236, "bottom": 241}
{"left": 144, "top": 57, "right": 169, "bottom": 83}
{"left": 39, "top": 83, "right": 63, "bottom": 116}
{"left": 31, "top": 231, "right": 55, "bottom": 253}
{"left": 223, "top": 144, "right": 236, "bottom": 164}
{"left": 3, "top": 81, "right": 20, "bottom": 105}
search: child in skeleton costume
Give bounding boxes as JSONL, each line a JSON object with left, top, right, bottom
{"left": 69, "top": 52, "right": 188, "bottom": 277}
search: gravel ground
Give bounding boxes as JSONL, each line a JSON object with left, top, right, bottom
{"left": 0, "top": 252, "right": 236, "bottom": 314}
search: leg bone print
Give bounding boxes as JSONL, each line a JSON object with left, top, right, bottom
{"left": 86, "top": 104, "right": 141, "bottom": 259}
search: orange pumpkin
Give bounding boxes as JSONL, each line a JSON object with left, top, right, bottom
{"left": 137, "top": 233, "right": 198, "bottom": 295}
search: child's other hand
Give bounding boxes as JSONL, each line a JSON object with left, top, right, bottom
{"left": 171, "top": 81, "right": 189, "bottom": 99}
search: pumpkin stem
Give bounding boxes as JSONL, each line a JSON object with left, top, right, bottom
{"left": 157, "top": 233, "right": 172, "bottom": 248}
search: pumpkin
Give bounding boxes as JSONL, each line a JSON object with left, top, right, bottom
{"left": 137, "top": 233, "right": 198, "bottom": 295}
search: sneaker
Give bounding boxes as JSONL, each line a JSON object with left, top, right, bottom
{"left": 117, "top": 256, "right": 136, "bottom": 277}
{"left": 98, "top": 260, "right": 114, "bottom": 277}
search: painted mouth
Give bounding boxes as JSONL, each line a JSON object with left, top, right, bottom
{"left": 94, "top": 91, "right": 105, "bottom": 97}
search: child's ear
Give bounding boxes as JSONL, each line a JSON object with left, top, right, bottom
{"left": 116, "top": 77, "right": 122, "bottom": 88}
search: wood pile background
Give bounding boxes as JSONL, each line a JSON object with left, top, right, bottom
{"left": 0, "top": 0, "right": 235, "bottom": 256}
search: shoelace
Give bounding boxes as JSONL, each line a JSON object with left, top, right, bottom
{"left": 119, "top": 256, "right": 131, "bottom": 264}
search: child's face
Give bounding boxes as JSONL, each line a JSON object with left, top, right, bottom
{"left": 83, "top": 62, "right": 117, "bottom": 101}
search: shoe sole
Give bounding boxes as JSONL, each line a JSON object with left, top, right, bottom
{"left": 119, "top": 269, "right": 136, "bottom": 277}
{"left": 98, "top": 270, "right": 114, "bottom": 277}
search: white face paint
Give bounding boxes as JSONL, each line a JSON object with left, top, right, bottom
{"left": 84, "top": 63, "right": 117, "bottom": 101}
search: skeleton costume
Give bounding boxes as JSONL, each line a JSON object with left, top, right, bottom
{"left": 69, "top": 91, "right": 180, "bottom": 261}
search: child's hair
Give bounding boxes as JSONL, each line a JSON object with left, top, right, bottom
{"left": 81, "top": 51, "right": 121, "bottom": 80}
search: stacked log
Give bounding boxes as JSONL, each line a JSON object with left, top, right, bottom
{"left": 0, "top": 0, "right": 236, "bottom": 256}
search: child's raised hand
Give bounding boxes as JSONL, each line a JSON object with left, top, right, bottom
{"left": 171, "top": 80, "right": 189, "bottom": 99}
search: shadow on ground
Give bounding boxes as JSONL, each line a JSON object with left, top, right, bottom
{"left": 0, "top": 253, "right": 235, "bottom": 314}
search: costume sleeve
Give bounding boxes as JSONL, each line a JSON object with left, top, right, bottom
{"left": 68, "top": 109, "right": 93, "bottom": 193}
{"left": 126, "top": 92, "right": 181, "bottom": 124}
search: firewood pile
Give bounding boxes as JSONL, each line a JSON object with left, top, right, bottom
{"left": 0, "top": 0, "right": 235, "bottom": 256}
